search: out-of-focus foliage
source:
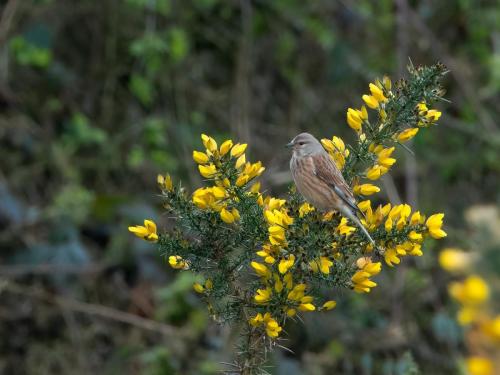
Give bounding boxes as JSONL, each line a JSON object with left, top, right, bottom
{"left": 439, "top": 206, "right": 500, "bottom": 375}
{"left": 0, "top": 0, "right": 498, "bottom": 374}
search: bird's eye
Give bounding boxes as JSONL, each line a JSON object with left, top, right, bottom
{"left": 298, "top": 142, "right": 305, "bottom": 145}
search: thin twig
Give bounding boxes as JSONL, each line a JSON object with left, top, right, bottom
{"left": 0, "top": 263, "right": 110, "bottom": 277}
{"left": 0, "top": 0, "right": 18, "bottom": 46}
{"left": 2, "top": 281, "right": 187, "bottom": 337}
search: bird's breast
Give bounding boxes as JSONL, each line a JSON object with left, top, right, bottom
{"left": 290, "top": 155, "right": 334, "bottom": 211}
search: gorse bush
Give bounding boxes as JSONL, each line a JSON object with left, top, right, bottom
{"left": 129, "top": 63, "right": 448, "bottom": 374}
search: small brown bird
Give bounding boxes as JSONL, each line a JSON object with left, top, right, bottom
{"left": 287, "top": 132, "right": 375, "bottom": 245}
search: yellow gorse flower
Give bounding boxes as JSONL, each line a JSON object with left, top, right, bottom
{"left": 365, "top": 165, "right": 387, "bottom": 180}
{"left": 449, "top": 275, "right": 489, "bottom": 307}
{"left": 249, "top": 313, "right": 283, "bottom": 338}
{"left": 219, "top": 139, "right": 233, "bottom": 156}
{"left": 336, "top": 217, "right": 356, "bottom": 236}
{"left": 128, "top": 219, "right": 159, "bottom": 242}
{"left": 417, "top": 102, "right": 442, "bottom": 127}
{"left": 396, "top": 128, "right": 419, "bottom": 142}
{"left": 251, "top": 261, "right": 271, "bottom": 278}
{"left": 369, "top": 82, "right": 388, "bottom": 103}
{"left": 376, "top": 146, "right": 396, "bottom": 168}
{"left": 352, "top": 257, "right": 382, "bottom": 293}
{"left": 321, "top": 136, "right": 350, "bottom": 169}
{"left": 192, "top": 186, "right": 226, "bottom": 210}
{"left": 353, "top": 183, "right": 380, "bottom": 196}
{"left": 193, "top": 282, "right": 205, "bottom": 293}
{"left": 362, "top": 94, "right": 379, "bottom": 109}
{"left": 439, "top": 248, "right": 472, "bottom": 273}
{"left": 426, "top": 213, "right": 447, "bottom": 239}
{"left": 346, "top": 108, "right": 363, "bottom": 131}
{"left": 278, "top": 255, "right": 295, "bottom": 274}
{"left": 198, "top": 163, "right": 217, "bottom": 178}
{"left": 466, "top": 357, "right": 493, "bottom": 375}
{"left": 309, "top": 256, "right": 333, "bottom": 274}
{"left": 193, "top": 150, "right": 210, "bottom": 164}
{"left": 298, "top": 202, "right": 315, "bottom": 217}
{"left": 201, "top": 134, "right": 217, "bottom": 153}
{"left": 254, "top": 287, "right": 272, "bottom": 304}
{"left": 157, "top": 173, "right": 173, "bottom": 191}
{"left": 235, "top": 154, "right": 246, "bottom": 169}
{"left": 169, "top": 255, "right": 188, "bottom": 270}
{"left": 481, "top": 315, "right": 500, "bottom": 342}
{"left": 230, "top": 143, "right": 247, "bottom": 158}
{"left": 220, "top": 207, "right": 240, "bottom": 224}
{"left": 321, "top": 300, "right": 337, "bottom": 311}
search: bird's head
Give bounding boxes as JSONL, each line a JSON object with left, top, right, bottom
{"left": 286, "top": 132, "right": 323, "bottom": 157}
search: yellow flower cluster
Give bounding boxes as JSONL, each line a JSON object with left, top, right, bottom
{"left": 336, "top": 217, "right": 356, "bottom": 237}
{"left": 346, "top": 106, "right": 368, "bottom": 133}
{"left": 309, "top": 257, "right": 333, "bottom": 274}
{"left": 193, "top": 279, "right": 213, "bottom": 293}
{"left": 352, "top": 257, "right": 382, "bottom": 293}
{"left": 263, "top": 199, "right": 293, "bottom": 247}
{"left": 157, "top": 173, "right": 173, "bottom": 192}
{"left": 192, "top": 134, "right": 266, "bottom": 224}
{"left": 192, "top": 186, "right": 226, "bottom": 210}
{"left": 321, "top": 136, "right": 350, "bottom": 170}
{"left": 439, "top": 247, "right": 473, "bottom": 274}
{"left": 391, "top": 100, "right": 438, "bottom": 144}
{"left": 357, "top": 200, "right": 446, "bottom": 266}
{"left": 169, "top": 255, "right": 189, "bottom": 270}
{"left": 249, "top": 312, "right": 282, "bottom": 338}
{"left": 195, "top": 134, "right": 264, "bottom": 186}
{"left": 416, "top": 102, "right": 442, "bottom": 127}
{"left": 365, "top": 144, "right": 396, "bottom": 180}
{"left": 449, "top": 275, "right": 490, "bottom": 325}
{"left": 128, "top": 219, "right": 159, "bottom": 242}
{"left": 345, "top": 77, "right": 391, "bottom": 136}
{"left": 298, "top": 202, "right": 315, "bottom": 217}
{"left": 249, "top": 197, "right": 345, "bottom": 338}
{"left": 363, "top": 80, "right": 390, "bottom": 109}
{"left": 466, "top": 357, "right": 494, "bottom": 375}
{"left": 248, "top": 269, "right": 323, "bottom": 338}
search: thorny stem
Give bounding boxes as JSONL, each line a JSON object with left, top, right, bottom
{"left": 234, "top": 323, "right": 268, "bottom": 375}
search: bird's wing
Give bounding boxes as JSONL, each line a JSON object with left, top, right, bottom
{"left": 312, "top": 152, "right": 360, "bottom": 215}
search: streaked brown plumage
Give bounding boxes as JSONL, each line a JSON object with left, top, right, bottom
{"left": 287, "top": 132, "right": 375, "bottom": 245}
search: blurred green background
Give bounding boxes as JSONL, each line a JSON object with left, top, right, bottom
{"left": 0, "top": 0, "right": 499, "bottom": 374}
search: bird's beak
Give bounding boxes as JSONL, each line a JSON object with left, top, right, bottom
{"left": 285, "top": 141, "right": 294, "bottom": 149}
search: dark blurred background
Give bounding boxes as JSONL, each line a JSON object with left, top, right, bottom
{"left": 0, "top": 0, "right": 499, "bottom": 374}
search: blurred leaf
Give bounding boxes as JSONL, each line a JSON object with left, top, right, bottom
{"left": 61, "top": 113, "right": 107, "bottom": 149}
{"left": 127, "top": 145, "right": 145, "bottom": 168}
{"left": 167, "top": 28, "right": 189, "bottom": 63}
{"left": 10, "top": 36, "right": 52, "bottom": 68}
{"left": 129, "top": 74, "right": 154, "bottom": 106}
{"left": 48, "top": 184, "right": 95, "bottom": 225}
{"left": 140, "top": 347, "right": 176, "bottom": 375}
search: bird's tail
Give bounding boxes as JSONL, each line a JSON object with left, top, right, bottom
{"left": 343, "top": 208, "right": 375, "bottom": 246}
